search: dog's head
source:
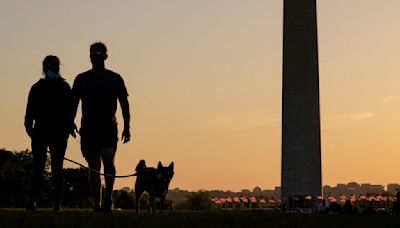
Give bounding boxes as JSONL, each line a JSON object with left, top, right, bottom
{"left": 157, "top": 161, "right": 174, "bottom": 187}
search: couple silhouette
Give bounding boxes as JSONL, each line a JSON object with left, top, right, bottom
{"left": 24, "top": 42, "right": 131, "bottom": 212}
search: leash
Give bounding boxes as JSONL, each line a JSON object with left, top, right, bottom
{"left": 60, "top": 134, "right": 137, "bottom": 178}
{"left": 63, "top": 157, "right": 137, "bottom": 178}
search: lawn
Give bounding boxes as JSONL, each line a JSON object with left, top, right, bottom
{"left": 1, "top": 209, "right": 400, "bottom": 228}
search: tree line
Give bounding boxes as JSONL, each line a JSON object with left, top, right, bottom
{"left": 0, "top": 148, "right": 92, "bottom": 208}
{"left": 0, "top": 149, "right": 211, "bottom": 210}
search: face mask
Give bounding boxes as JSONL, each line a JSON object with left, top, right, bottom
{"left": 45, "top": 71, "right": 60, "bottom": 79}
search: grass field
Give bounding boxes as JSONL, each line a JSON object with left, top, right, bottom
{"left": 1, "top": 209, "right": 400, "bottom": 228}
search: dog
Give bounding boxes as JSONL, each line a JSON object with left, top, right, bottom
{"left": 134, "top": 160, "right": 174, "bottom": 214}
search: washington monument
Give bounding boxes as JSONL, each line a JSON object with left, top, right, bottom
{"left": 281, "top": 0, "right": 322, "bottom": 205}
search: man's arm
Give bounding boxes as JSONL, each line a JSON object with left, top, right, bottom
{"left": 117, "top": 75, "right": 131, "bottom": 143}
{"left": 119, "top": 95, "right": 131, "bottom": 143}
{"left": 71, "top": 77, "right": 81, "bottom": 134}
{"left": 65, "top": 83, "right": 77, "bottom": 138}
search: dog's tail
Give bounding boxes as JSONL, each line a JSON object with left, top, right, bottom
{"left": 135, "top": 160, "right": 146, "bottom": 172}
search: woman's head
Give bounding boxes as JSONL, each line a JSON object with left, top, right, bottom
{"left": 42, "top": 55, "right": 60, "bottom": 75}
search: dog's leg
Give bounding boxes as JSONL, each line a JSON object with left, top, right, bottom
{"left": 159, "top": 195, "right": 166, "bottom": 214}
{"left": 149, "top": 195, "right": 156, "bottom": 214}
{"left": 135, "top": 190, "right": 144, "bottom": 214}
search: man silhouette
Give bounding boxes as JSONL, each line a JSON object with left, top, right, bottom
{"left": 72, "top": 42, "right": 131, "bottom": 212}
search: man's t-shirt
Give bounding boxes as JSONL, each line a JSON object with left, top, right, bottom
{"left": 73, "top": 69, "right": 128, "bottom": 146}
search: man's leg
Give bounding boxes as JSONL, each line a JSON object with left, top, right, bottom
{"left": 49, "top": 136, "right": 68, "bottom": 211}
{"left": 28, "top": 137, "right": 48, "bottom": 210}
{"left": 100, "top": 147, "right": 116, "bottom": 211}
{"left": 85, "top": 152, "right": 102, "bottom": 210}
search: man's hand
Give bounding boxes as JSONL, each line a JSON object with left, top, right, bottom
{"left": 122, "top": 129, "right": 131, "bottom": 143}
{"left": 69, "top": 123, "right": 78, "bottom": 138}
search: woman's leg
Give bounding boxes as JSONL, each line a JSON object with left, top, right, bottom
{"left": 49, "top": 135, "right": 68, "bottom": 210}
{"left": 28, "top": 136, "right": 48, "bottom": 209}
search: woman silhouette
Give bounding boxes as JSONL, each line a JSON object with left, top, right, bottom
{"left": 24, "top": 55, "right": 75, "bottom": 211}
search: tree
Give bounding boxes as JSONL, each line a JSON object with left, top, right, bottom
{"left": 113, "top": 190, "right": 135, "bottom": 209}
{"left": 0, "top": 148, "right": 50, "bottom": 208}
{"left": 185, "top": 190, "right": 211, "bottom": 210}
{"left": 63, "top": 168, "right": 91, "bottom": 208}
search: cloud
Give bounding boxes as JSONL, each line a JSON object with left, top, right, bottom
{"left": 323, "top": 112, "right": 375, "bottom": 128}
{"left": 347, "top": 112, "right": 375, "bottom": 123}
{"left": 383, "top": 96, "right": 397, "bottom": 104}
{"left": 215, "top": 114, "right": 279, "bottom": 130}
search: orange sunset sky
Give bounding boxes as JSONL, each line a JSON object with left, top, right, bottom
{"left": 1, "top": 0, "right": 400, "bottom": 191}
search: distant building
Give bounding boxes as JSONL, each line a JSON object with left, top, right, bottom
{"left": 323, "top": 185, "right": 333, "bottom": 197}
{"left": 359, "top": 184, "right": 384, "bottom": 195}
{"left": 129, "top": 182, "right": 399, "bottom": 207}
{"left": 387, "top": 184, "right": 400, "bottom": 195}
{"left": 323, "top": 182, "right": 386, "bottom": 198}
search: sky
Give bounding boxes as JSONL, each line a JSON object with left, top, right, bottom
{"left": 1, "top": 0, "right": 400, "bottom": 191}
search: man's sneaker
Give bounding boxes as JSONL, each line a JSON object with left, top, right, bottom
{"left": 26, "top": 200, "right": 37, "bottom": 211}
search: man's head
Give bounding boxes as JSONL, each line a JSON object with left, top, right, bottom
{"left": 90, "top": 42, "right": 108, "bottom": 69}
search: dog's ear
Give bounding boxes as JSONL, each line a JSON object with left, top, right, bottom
{"left": 169, "top": 162, "right": 174, "bottom": 169}
{"left": 158, "top": 161, "right": 163, "bottom": 169}
{"left": 140, "top": 160, "right": 146, "bottom": 167}
{"left": 135, "top": 160, "right": 146, "bottom": 171}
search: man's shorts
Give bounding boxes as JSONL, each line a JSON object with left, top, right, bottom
{"left": 80, "top": 126, "right": 118, "bottom": 158}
